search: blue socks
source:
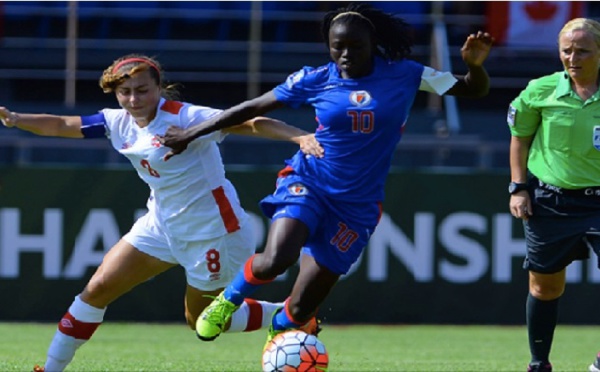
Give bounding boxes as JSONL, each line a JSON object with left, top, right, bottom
{"left": 272, "top": 307, "right": 299, "bottom": 331}
{"left": 223, "top": 255, "right": 275, "bottom": 306}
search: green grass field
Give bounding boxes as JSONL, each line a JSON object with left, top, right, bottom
{"left": 1, "top": 322, "right": 598, "bottom": 371}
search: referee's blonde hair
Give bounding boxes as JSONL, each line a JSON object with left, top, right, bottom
{"left": 559, "top": 18, "right": 600, "bottom": 48}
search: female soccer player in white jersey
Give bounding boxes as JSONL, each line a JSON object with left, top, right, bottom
{"left": 159, "top": 3, "right": 494, "bottom": 348}
{"left": 0, "top": 54, "right": 323, "bottom": 372}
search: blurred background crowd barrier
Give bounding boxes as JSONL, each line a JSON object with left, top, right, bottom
{"left": 0, "top": 0, "right": 593, "bottom": 170}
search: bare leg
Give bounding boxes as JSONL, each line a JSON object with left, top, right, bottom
{"left": 252, "top": 218, "right": 309, "bottom": 279}
{"left": 80, "top": 239, "right": 176, "bottom": 307}
{"left": 44, "top": 239, "right": 175, "bottom": 372}
{"left": 287, "top": 254, "right": 340, "bottom": 322}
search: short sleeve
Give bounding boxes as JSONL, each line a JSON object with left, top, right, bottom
{"left": 273, "top": 66, "right": 326, "bottom": 108}
{"left": 508, "top": 86, "right": 541, "bottom": 137}
{"left": 419, "top": 66, "right": 458, "bottom": 95}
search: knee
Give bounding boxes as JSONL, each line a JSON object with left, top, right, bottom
{"left": 529, "top": 282, "right": 565, "bottom": 300}
{"left": 80, "top": 278, "right": 112, "bottom": 308}
{"left": 255, "top": 251, "right": 299, "bottom": 277}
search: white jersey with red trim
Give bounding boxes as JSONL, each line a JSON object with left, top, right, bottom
{"left": 100, "top": 97, "right": 249, "bottom": 241}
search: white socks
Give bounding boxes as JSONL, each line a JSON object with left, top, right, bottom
{"left": 43, "top": 296, "right": 278, "bottom": 371}
{"left": 44, "top": 295, "right": 106, "bottom": 372}
{"left": 228, "top": 299, "right": 283, "bottom": 333}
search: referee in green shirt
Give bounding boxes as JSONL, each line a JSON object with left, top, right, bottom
{"left": 507, "top": 18, "right": 600, "bottom": 372}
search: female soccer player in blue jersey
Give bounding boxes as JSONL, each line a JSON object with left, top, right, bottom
{"left": 159, "top": 3, "right": 494, "bottom": 345}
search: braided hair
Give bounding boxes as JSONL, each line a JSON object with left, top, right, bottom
{"left": 321, "top": 3, "right": 413, "bottom": 61}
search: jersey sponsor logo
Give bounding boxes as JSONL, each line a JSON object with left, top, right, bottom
{"left": 288, "top": 182, "right": 308, "bottom": 196}
{"left": 507, "top": 105, "right": 517, "bottom": 127}
{"left": 593, "top": 126, "right": 600, "bottom": 150}
{"left": 349, "top": 90, "right": 372, "bottom": 107}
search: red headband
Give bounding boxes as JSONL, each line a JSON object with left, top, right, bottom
{"left": 112, "top": 58, "right": 160, "bottom": 74}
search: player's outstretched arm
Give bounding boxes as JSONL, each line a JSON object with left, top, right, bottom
{"left": 0, "top": 106, "right": 83, "bottom": 138}
{"left": 445, "top": 31, "right": 494, "bottom": 98}
{"left": 225, "top": 117, "right": 324, "bottom": 158}
{"left": 158, "top": 90, "right": 285, "bottom": 160}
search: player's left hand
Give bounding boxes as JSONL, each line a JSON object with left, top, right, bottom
{"left": 461, "top": 31, "right": 494, "bottom": 67}
{"left": 298, "top": 134, "right": 324, "bottom": 158}
{"left": 0, "top": 107, "right": 17, "bottom": 128}
{"left": 157, "top": 126, "right": 191, "bottom": 161}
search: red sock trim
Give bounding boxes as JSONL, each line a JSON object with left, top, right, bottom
{"left": 282, "top": 298, "right": 319, "bottom": 327}
{"left": 243, "top": 255, "right": 275, "bottom": 285}
{"left": 283, "top": 299, "right": 304, "bottom": 326}
{"left": 58, "top": 312, "right": 100, "bottom": 340}
{"left": 243, "top": 299, "right": 263, "bottom": 332}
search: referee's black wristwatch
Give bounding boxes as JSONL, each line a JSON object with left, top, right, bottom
{"left": 508, "top": 182, "right": 528, "bottom": 195}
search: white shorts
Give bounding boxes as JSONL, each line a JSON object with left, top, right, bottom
{"left": 123, "top": 212, "right": 255, "bottom": 291}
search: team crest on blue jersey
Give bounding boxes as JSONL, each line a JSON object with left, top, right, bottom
{"left": 288, "top": 182, "right": 308, "bottom": 196}
{"left": 349, "top": 91, "right": 372, "bottom": 107}
{"left": 594, "top": 126, "right": 600, "bottom": 150}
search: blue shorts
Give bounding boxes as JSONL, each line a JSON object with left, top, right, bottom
{"left": 260, "top": 172, "right": 381, "bottom": 275}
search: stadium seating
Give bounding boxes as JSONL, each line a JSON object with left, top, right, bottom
{"left": 0, "top": 1, "right": 579, "bottom": 168}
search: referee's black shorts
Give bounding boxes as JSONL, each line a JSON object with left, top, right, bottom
{"left": 523, "top": 177, "right": 600, "bottom": 274}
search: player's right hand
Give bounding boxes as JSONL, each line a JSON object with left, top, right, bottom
{"left": 157, "top": 125, "right": 191, "bottom": 161}
{"left": 509, "top": 192, "right": 532, "bottom": 220}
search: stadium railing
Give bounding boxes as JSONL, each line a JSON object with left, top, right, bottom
{"left": 0, "top": 2, "right": 557, "bottom": 169}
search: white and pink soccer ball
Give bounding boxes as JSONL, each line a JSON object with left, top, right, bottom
{"left": 262, "top": 330, "right": 329, "bottom": 372}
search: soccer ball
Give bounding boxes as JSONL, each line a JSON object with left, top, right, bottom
{"left": 262, "top": 330, "right": 329, "bottom": 372}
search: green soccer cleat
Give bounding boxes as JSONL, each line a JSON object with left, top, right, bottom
{"left": 195, "top": 292, "right": 240, "bottom": 341}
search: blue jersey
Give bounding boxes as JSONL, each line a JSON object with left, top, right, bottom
{"left": 273, "top": 56, "right": 424, "bottom": 203}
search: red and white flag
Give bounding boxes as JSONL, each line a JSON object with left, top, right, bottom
{"left": 487, "top": 1, "right": 585, "bottom": 47}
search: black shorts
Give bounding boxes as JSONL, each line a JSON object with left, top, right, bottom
{"left": 523, "top": 177, "right": 600, "bottom": 273}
